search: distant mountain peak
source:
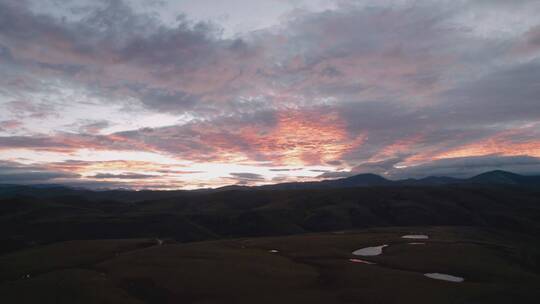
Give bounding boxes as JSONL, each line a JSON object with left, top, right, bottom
{"left": 352, "top": 173, "right": 385, "bottom": 178}
{"left": 475, "top": 170, "right": 520, "bottom": 176}
{"left": 469, "top": 170, "right": 524, "bottom": 184}
{"left": 343, "top": 173, "right": 387, "bottom": 180}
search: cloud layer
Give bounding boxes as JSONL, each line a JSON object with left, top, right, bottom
{"left": 1, "top": 0, "right": 539, "bottom": 188}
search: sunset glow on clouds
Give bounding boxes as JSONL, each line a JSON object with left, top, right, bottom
{"left": 1, "top": 0, "right": 540, "bottom": 189}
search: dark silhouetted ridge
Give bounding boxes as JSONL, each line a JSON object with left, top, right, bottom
{"left": 468, "top": 170, "right": 539, "bottom": 185}
{"left": 339, "top": 173, "right": 390, "bottom": 185}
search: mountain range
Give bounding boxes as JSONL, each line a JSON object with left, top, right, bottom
{"left": 1, "top": 170, "right": 539, "bottom": 197}
{"left": 226, "top": 170, "right": 540, "bottom": 191}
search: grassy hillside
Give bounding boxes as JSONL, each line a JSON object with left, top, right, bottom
{"left": 1, "top": 185, "right": 540, "bottom": 254}
{"left": 1, "top": 227, "right": 539, "bottom": 303}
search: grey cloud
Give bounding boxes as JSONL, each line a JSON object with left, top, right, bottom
{"left": 318, "top": 157, "right": 406, "bottom": 180}
{"left": 79, "top": 120, "right": 110, "bottom": 134}
{"left": 0, "top": 0, "right": 256, "bottom": 114}
{"left": 0, "top": 120, "right": 22, "bottom": 131}
{"left": 351, "top": 158, "right": 405, "bottom": 176}
{"left": 0, "top": 136, "right": 68, "bottom": 150}
{"left": 269, "top": 168, "right": 303, "bottom": 172}
{"left": 6, "top": 100, "right": 58, "bottom": 119}
{"left": 2, "top": 0, "right": 537, "bottom": 121}
{"left": 36, "top": 62, "right": 85, "bottom": 75}
{"left": 58, "top": 180, "right": 134, "bottom": 190}
{"left": 526, "top": 26, "right": 540, "bottom": 46}
{"left": 229, "top": 172, "right": 265, "bottom": 180}
{"left": 91, "top": 172, "right": 156, "bottom": 179}
{"left": 437, "top": 61, "right": 540, "bottom": 124}
{"left": 112, "top": 109, "right": 279, "bottom": 160}
{"left": 0, "top": 160, "right": 81, "bottom": 183}
{"left": 0, "top": 44, "right": 14, "bottom": 62}
{"left": 138, "top": 88, "right": 199, "bottom": 112}
{"left": 0, "top": 172, "right": 78, "bottom": 183}
{"left": 61, "top": 120, "right": 111, "bottom": 134}
{"left": 317, "top": 171, "right": 354, "bottom": 179}
{"left": 0, "top": 133, "right": 140, "bottom": 152}
{"left": 228, "top": 172, "right": 266, "bottom": 185}
{"left": 325, "top": 160, "right": 343, "bottom": 166}
{"left": 260, "top": 3, "right": 465, "bottom": 101}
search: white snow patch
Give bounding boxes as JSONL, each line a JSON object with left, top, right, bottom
{"left": 401, "top": 235, "right": 429, "bottom": 239}
{"left": 424, "top": 273, "right": 464, "bottom": 282}
{"left": 349, "top": 258, "right": 376, "bottom": 265}
{"left": 352, "top": 245, "right": 388, "bottom": 256}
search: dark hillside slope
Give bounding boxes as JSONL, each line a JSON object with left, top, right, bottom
{"left": 1, "top": 184, "right": 540, "bottom": 254}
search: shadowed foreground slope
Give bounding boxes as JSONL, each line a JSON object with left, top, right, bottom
{"left": 1, "top": 227, "right": 539, "bottom": 303}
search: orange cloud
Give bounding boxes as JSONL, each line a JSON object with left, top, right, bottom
{"left": 240, "top": 109, "right": 365, "bottom": 166}
{"left": 435, "top": 140, "right": 540, "bottom": 159}
{"left": 369, "top": 134, "right": 424, "bottom": 162}
{"left": 434, "top": 130, "right": 540, "bottom": 159}
{"left": 48, "top": 160, "right": 170, "bottom": 173}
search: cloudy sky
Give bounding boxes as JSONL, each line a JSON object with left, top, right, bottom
{"left": 1, "top": 0, "right": 539, "bottom": 189}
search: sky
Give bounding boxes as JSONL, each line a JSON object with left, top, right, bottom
{"left": 0, "top": 0, "right": 540, "bottom": 189}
